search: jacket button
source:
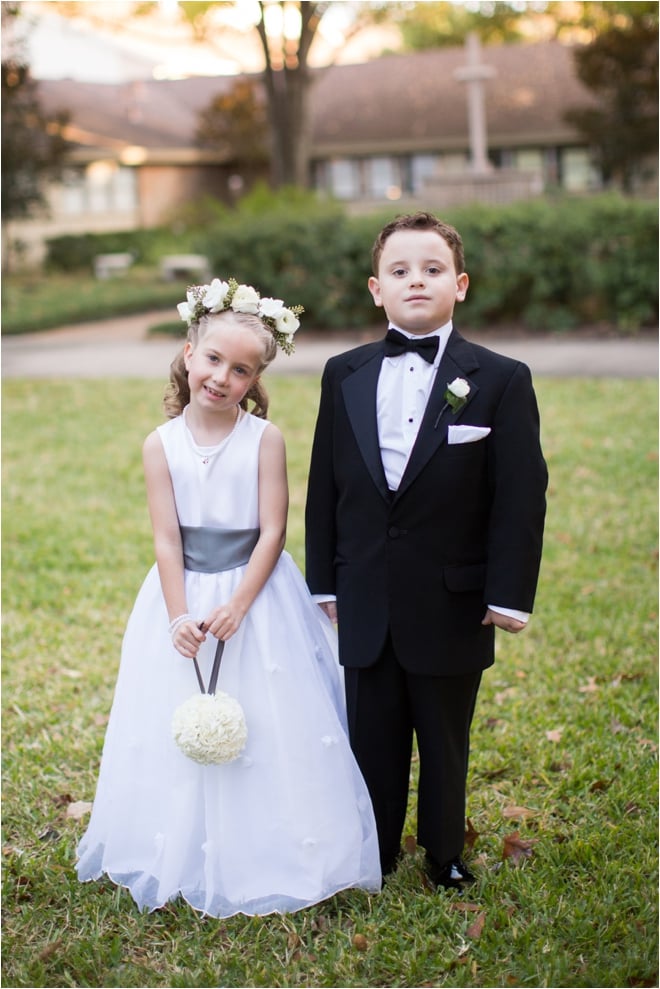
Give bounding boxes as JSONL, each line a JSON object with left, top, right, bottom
{"left": 388, "top": 526, "right": 400, "bottom": 538}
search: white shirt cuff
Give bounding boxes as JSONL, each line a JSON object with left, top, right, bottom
{"left": 488, "top": 605, "right": 529, "bottom": 623}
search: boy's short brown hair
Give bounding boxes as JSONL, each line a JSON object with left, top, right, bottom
{"left": 371, "top": 212, "right": 465, "bottom": 276}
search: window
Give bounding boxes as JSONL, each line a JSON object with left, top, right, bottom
{"left": 366, "top": 157, "right": 401, "bottom": 199}
{"left": 410, "top": 154, "right": 439, "bottom": 194}
{"left": 328, "top": 159, "right": 361, "bottom": 199}
{"left": 57, "top": 162, "right": 138, "bottom": 214}
{"left": 561, "top": 148, "right": 600, "bottom": 191}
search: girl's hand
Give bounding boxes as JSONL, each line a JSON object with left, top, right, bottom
{"left": 172, "top": 620, "right": 206, "bottom": 658}
{"left": 202, "top": 601, "right": 246, "bottom": 642}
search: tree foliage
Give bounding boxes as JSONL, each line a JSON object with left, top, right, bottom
{"left": 563, "top": 4, "right": 658, "bottom": 191}
{"left": 196, "top": 77, "right": 268, "bottom": 165}
{"left": 138, "top": 0, "right": 330, "bottom": 186}
{"left": 139, "top": 0, "right": 330, "bottom": 187}
{"left": 391, "top": 0, "right": 537, "bottom": 49}
{"left": 1, "top": 4, "right": 70, "bottom": 224}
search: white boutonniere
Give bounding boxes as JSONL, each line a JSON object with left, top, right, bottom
{"left": 444, "top": 377, "right": 470, "bottom": 413}
{"left": 434, "top": 377, "right": 471, "bottom": 429}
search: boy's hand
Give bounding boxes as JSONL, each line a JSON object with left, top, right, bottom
{"left": 318, "top": 601, "right": 338, "bottom": 624}
{"left": 481, "top": 608, "right": 526, "bottom": 634}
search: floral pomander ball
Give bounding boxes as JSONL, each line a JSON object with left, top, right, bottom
{"left": 172, "top": 692, "right": 247, "bottom": 765}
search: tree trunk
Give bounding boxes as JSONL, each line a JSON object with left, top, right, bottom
{"left": 256, "top": 2, "right": 325, "bottom": 188}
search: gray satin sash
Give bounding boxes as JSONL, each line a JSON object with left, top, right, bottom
{"left": 181, "top": 526, "right": 260, "bottom": 574}
{"left": 180, "top": 525, "right": 259, "bottom": 694}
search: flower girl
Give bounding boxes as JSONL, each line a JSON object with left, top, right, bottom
{"left": 76, "top": 278, "right": 381, "bottom": 917}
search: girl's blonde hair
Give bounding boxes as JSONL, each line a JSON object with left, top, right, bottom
{"left": 163, "top": 309, "right": 277, "bottom": 420}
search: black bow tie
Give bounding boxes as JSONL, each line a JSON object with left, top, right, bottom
{"left": 384, "top": 328, "right": 439, "bottom": 364}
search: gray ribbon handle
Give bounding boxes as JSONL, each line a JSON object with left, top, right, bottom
{"left": 192, "top": 623, "right": 224, "bottom": 695}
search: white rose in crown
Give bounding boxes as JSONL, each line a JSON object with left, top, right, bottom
{"left": 176, "top": 276, "right": 304, "bottom": 355}
{"left": 177, "top": 288, "right": 198, "bottom": 324}
{"left": 203, "top": 278, "right": 230, "bottom": 312}
{"left": 172, "top": 691, "right": 248, "bottom": 765}
{"left": 258, "top": 297, "right": 286, "bottom": 319}
{"left": 274, "top": 308, "right": 300, "bottom": 337}
{"left": 231, "top": 284, "right": 261, "bottom": 315}
{"left": 444, "top": 377, "right": 470, "bottom": 413}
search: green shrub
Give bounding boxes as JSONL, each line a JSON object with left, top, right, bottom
{"left": 196, "top": 191, "right": 657, "bottom": 333}
{"left": 452, "top": 195, "right": 659, "bottom": 331}
{"left": 44, "top": 227, "right": 191, "bottom": 272}
{"left": 194, "top": 190, "right": 372, "bottom": 328}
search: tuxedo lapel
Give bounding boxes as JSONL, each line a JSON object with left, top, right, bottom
{"left": 395, "top": 331, "right": 480, "bottom": 501}
{"left": 341, "top": 346, "right": 391, "bottom": 502}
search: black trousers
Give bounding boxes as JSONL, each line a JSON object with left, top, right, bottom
{"left": 344, "top": 632, "right": 482, "bottom": 873}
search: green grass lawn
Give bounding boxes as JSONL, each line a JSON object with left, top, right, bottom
{"left": 2, "top": 375, "right": 657, "bottom": 989}
{"left": 1, "top": 269, "right": 187, "bottom": 335}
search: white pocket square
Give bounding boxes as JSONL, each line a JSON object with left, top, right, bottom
{"left": 448, "top": 425, "right": 491, "bottom": 445}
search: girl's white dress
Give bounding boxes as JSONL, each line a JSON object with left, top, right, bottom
{"left": 76, "top": 410, "right": 381, "bottom": 917}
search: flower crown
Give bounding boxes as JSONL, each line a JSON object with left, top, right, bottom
{"left": 177, "top": 277, "right": 303, "bottom": 355}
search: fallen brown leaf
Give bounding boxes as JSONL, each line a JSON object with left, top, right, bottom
{"left": 352, "top": 933, "right": 368, "bottom": 952}
{"left": 502, "top": 805, "right": 538, "bottom": 820}
{"left": 545, "top": 728, "right": 563, "bottom": 742}
{"left": 466, "top": 912, "right": 486, "bottom": 939}
{"left": 578, "top": 676, "right": 599, "bottom": 693}
{"left": 449, "top": 901, "right": 482, "bottom": 913}
{"left": 403, "top": 834, "right": 417, "bottom": 855}
{"left": 502, "top": 831, "right": 537, "bottom": 865}
{"left": 38, "top": 940, "right": 63, "bottom": 962}
{"left": 464, "top": 818, "right": 480, "bottom": 852}
{"left": 66, "top": 801, "right": 93, "bottom": 820}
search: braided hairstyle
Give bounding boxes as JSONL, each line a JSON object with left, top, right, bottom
{"left": 163, "top": 309, "right": 277, "bottom": 420}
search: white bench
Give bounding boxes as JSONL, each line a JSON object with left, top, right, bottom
{"left": 160, "top": 254, "right": 211, "bottom": 283}
{"left": 93, "top": 252, "right": 134, "bottom": 279}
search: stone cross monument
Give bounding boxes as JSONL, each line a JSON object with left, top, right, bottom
{"left": 454, "top": 32, "right": 496, "bottom": 175}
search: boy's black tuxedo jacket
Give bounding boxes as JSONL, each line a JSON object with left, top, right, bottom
{"left": 305, "top": 327, "right": 548, "bottom": 677}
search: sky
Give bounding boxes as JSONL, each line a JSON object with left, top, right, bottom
{"left": 20, "top": 0, "right": 403, "bottom": 82}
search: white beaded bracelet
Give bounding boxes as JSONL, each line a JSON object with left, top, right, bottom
{"left": 169, "top": 613, "right": 193, "bottom": 637}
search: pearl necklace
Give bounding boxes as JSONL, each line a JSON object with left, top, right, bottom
{"left": 185, "top": 406, "right": 242, "bottom": 464}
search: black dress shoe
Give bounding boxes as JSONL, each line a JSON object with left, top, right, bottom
{"left": 424, "top": 854, "right": 476, "bottom": 890}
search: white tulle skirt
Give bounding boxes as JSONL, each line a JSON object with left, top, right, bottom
{"left": 76, "top": 552, "right": 381, "bottom": 917}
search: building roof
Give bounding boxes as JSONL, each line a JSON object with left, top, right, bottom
{"left": 37, "top": 40, "right": 595, "bottom": 161}
{"left": 310, "top": 41, "right": 594, "bottom": 155}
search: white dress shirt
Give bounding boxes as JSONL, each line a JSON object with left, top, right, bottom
{"left": 378, "top": 321, "right": 451, "bottom": 490}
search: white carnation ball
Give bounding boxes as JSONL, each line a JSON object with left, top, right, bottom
{"left": 172, "top": 692, "right": 247, "bottom": 765}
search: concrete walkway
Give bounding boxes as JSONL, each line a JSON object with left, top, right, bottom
{"left": 2, "top": 310, "right": 657, "bottom": 379}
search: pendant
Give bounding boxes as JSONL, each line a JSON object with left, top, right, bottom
{"left": 202, "top": 457, "right": 210, "bottom": 465}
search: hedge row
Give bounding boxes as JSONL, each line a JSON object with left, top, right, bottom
{"left": 44, "top": 227, "right": 184, "bottom": 271}
{"left": 45, "top": 192, "right": 658, "bottom": 333}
